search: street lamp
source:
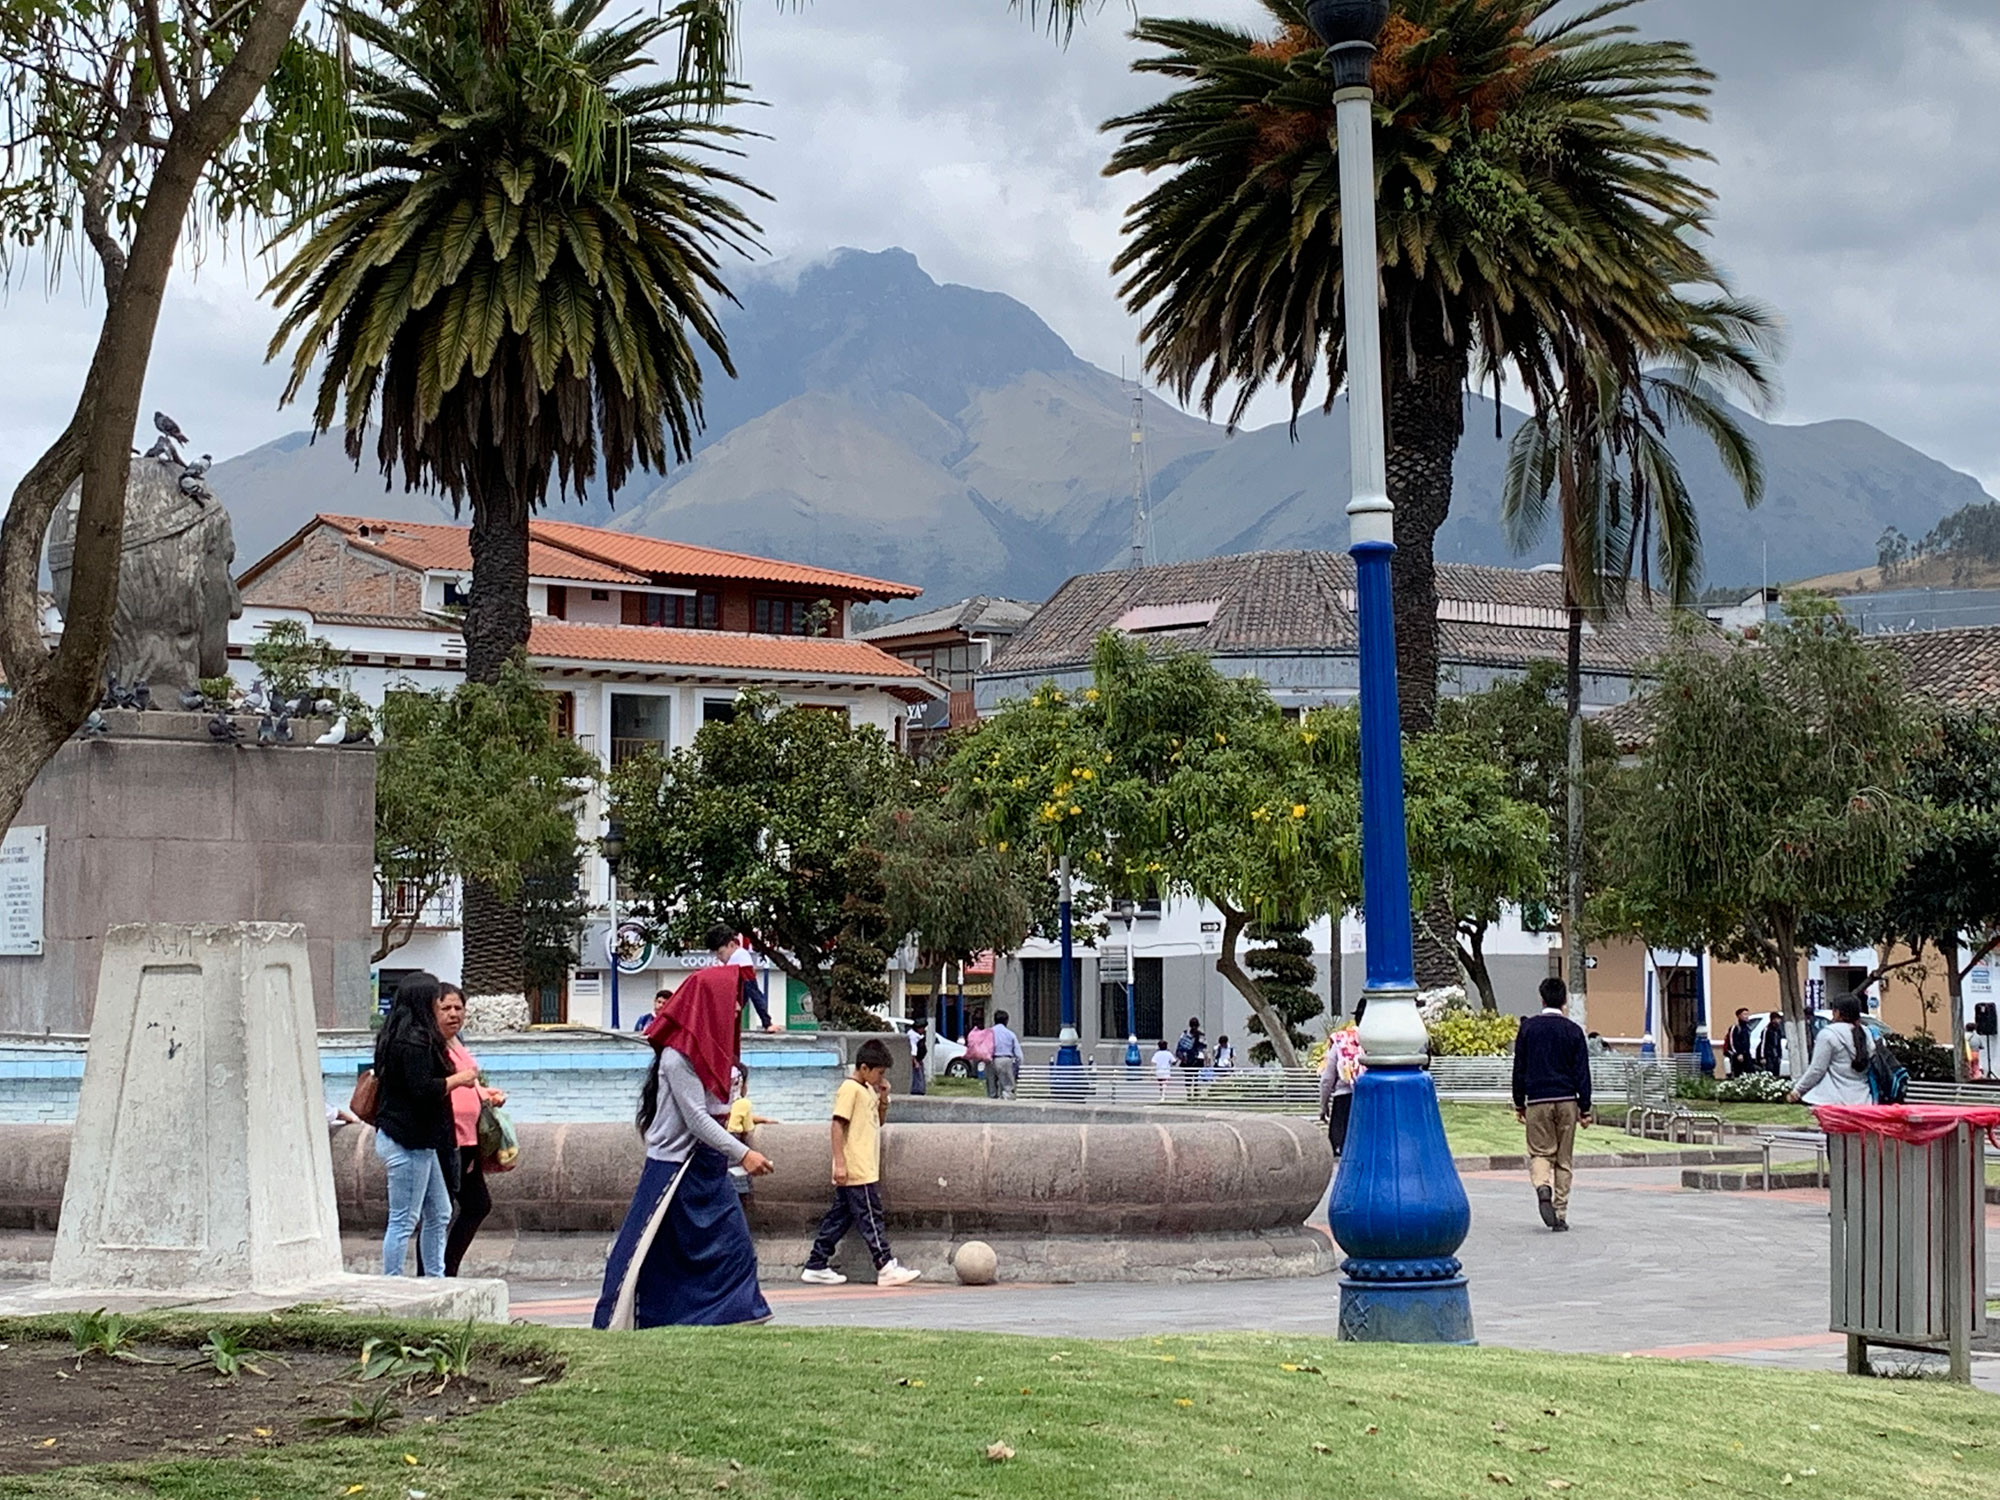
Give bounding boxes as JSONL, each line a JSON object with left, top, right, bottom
{"left": 1118, "top": 898, "right": 1141, "bottom": 1068}
{"left": 1055, "top": 854, "right": 1082, "bottom": 1070}
{"left": 1307, "top": 0, "right": 1474, "bottom": 1344}
{"left": 601, "top": 819, "right": 625, "bottom": 1032}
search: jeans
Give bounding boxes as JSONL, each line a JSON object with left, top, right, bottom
{"left": 376, "top": 1128, "right": 452, "bottom": 1276}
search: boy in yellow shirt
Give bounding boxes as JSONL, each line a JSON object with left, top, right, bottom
{"left": 800, "top": 1039, "right": 921, "bottom": 1287}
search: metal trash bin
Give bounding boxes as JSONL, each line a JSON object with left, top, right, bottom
{"left": 1817, "top": 1103, "right": 1996, "bottom": 1382}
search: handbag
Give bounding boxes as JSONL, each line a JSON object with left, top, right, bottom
{"left": 476, "top": 1102, "right": 520, "bottom": 1172}
{"left": 348, "top": 1066, "right": 380, "bottom": 1125}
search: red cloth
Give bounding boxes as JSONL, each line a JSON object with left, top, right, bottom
{"left": 1812, "top": 1103, "right": 2000, "bottom": 1146}
{"left": 649, "top": 965, "right": 743, "bottom": 1103}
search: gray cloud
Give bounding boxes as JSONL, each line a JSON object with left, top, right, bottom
{"left": 3, "top": 0, "right": 1996, "bottom": 510}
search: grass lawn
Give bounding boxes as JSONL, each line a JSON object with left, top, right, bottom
{"left": 1437, "top": 1104, "right": 1714, "bottom": 1159}
{"left": 1, "top": 1315, "right": 1993, "bottom": 1500}
{"left": 1698, "top": 1102, "right": 1817, "bottom": 1128}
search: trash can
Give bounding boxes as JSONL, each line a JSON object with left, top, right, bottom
{"left": 1815, "top": 1103, "right": 1997, "bottom": 1382}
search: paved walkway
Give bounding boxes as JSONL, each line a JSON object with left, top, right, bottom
{"left": 505, "top": 1166, "right": 2000, "bottom": 1391}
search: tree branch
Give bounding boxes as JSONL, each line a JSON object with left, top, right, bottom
{"left": 142, "top": 0, "right": 186, "bottom": 124}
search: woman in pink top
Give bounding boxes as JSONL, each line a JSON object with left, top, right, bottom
{"left": 436, "top": 984, "right": 506, "bottom": 1276}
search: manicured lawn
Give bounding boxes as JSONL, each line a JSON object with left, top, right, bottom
{"left": 1437, "top": 1104, "right": 1712, "bottom": 1159}
{"left": 1, "top": 1316, "right": 1992, "bottom": 1500}
{"left": 1696, "top": 1102, "right": 1817, "bottom": 1128}
{"left": 924, "top": 1076, "right": 987, "bottom": 1099}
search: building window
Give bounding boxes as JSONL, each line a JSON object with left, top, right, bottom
{"left": 1099, "top": 956, "right": 1164, "bottom": 1042}
{"left": 589, "top": 589, "right": 611, "bottom": 602}
{"left": 754, "top": 596, "right": 813, "bottom": 635}
{"left": 442, "top": 579, "right": 468, "bottom": 608}
{"left": 610, "top": 692, "right": 670, "bottom": 765}
{"left": 703, "top": 698, "right": 737, "bottom": 725}
{"left": 1019, "top": 958, "right": 1065, "bottom": 1038}
{"left": 640, "top": 592, "right": 721, "bottom": 629}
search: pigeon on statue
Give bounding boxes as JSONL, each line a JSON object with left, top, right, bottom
{"left": 100, "top": 676, "right": 122, "bottom": 710}
{"left": 107, "top": 678, "right": 138, "bottom": 711}
{"left": 142, "top": 436, "right": 175, "bottom": 462}
{"left": 178, "top": 686, "right": 206, "bottom": 711}
{"left": 243, "top": 679, "right": 269, "bottom": 714}
{"left": 273, "top": 711, "right": 294, "bottom": 743}
{"left": 208, "top": 711, "right": 242, "bottom": 745}
{"left": 257, "top": 714, "right": 278, "bottom": 746}
{"left": 79, "top": 710, "right": 109, "bottom": 740}
{"left": 130, "top": 681, "right": 151, "bottom": 712}
{"left": 314, "top": 713, "right": 348, "bottom": 746}
{"left": 152, "top": 411, "right": 188, "bottom": 464}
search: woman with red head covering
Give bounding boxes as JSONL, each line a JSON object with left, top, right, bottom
{"left": 593, "top": 959, "right": 776, "bottom": 1329}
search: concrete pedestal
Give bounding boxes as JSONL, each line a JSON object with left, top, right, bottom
{"left": 0, "top": 923, "right": 502, "bottom": 1322}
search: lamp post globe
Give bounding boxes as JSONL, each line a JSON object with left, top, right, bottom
{"left": 1308, "top": 0, "right": 1476, "bottom": 1345}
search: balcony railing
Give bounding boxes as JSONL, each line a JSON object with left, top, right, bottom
{"left": 610, "top": 736, "right": 667, "bottom": 766}
{"left": 376, "top": 879, "right": 461, "bottom": 929}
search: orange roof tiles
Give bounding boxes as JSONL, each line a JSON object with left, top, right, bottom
{"left": 316, "top": 515, "right": 647, "bottom": 585}
{"left": 526, "top": 519, "right": 923, "bottom": 599}
{"left": 529, "top": 622, "right": 937, "bottom": 683}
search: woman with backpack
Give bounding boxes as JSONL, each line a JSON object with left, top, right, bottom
{"left": 1787, "top": 997, "right": 1875, "bottom": 1106}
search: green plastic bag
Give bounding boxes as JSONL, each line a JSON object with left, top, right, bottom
{"left": 476, "top": 1102, "right": 519, "bottom": 1172}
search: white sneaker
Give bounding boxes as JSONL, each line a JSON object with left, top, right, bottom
{"left": 800, "top": 1267, "right": 847, "bottom": 1285}
{"left": 875, "top": 1260, "right": 922, "bottom": 1288}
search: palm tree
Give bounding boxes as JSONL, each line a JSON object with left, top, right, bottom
{"left": 269, "top": 0, "right": 760, "bottom": 998}
{"left": 1500, "top": 293, "right": 1782, "bottom": 1022}
{"left": 1105, "top": 0, "right": 1730, "bottom": 735}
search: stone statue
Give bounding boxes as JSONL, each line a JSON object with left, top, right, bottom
{"left": 46, "top": 442, "right": 242, "bottom": 694}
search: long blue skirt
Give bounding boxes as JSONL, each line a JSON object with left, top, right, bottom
{"left": 592, "top": 1147, "right": 771, "bottom": 1330}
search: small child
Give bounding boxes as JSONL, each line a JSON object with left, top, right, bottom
{"left": 726, "top": 1064, "right": 775, "bottom": 1199}
{"left": 1152, "top": 1037, "right": 1176, "bottom": 1101}
{"left": 800, "top": 1039, "right": 921, "bottom": 1287}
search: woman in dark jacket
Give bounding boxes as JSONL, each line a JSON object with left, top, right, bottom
{"left": 373, "top": 973, "right": 477, "bottom": 1276}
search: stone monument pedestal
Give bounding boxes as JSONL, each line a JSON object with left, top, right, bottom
{"left": 0, "top": 922, "right": 504, "bottom": 1322}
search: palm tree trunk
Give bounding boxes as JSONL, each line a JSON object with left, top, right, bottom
{"left": 459, "top": 495, "right": 534, "bottom": 1002}
{"left": 1384, "top": 346, "right": 1468, "bottom": 736}
{"left": 1564, "top": 599, "right": 1587, "bottom": 1028}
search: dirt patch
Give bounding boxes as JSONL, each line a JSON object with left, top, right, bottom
{"left": 0, "top": 1337, "right": 557, "bottom": 1474}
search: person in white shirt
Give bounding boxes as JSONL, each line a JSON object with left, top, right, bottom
{"left": 1151, "top": 1039, "right": 1176, "bottom": 1100}
{"left": 1788, "top": 997, "right": 1875, "bottom": 1107}
{"left": 706, "top": 923, "right": 779, "bottom": 1032}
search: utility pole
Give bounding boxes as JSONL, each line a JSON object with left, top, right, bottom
{"left": 1129, "top": 386, "right": 1149, "bottom": 570}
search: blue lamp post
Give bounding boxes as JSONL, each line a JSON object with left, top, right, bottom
{"left": 1308, "top": 0, "right": 1475, "bottom": 1344}
{"left": 1055, "top": 854, "right": 1082, "bottom": 1069}
{"left": 1119, "top": 898, "right": 1142, "bottom": 1068}
{"left": 601, "top": 819, "right": 625, "bottom": 1032}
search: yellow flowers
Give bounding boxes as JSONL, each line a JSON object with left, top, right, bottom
{"left": 997, "top": 841, "right": 1009, "bottom": 852}
{"left": 1068, "top": 805, "right": 1081, "bottom": 816}
{"left": 1292, "top": 804, "right": 1307, "bottom": 819}
{"left": 1083, "top": 688, "right": 1101, "bottom": 701}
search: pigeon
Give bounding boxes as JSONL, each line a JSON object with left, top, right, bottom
{"left": 178, "top": 686, "right": 207, "bottom": 711}
{"left": 291, "top": 694, "right": 316, "bottom": 719}
{"left": 106, "top": 677, "right": 138, "bottom": 711}
{"left": 183, "top": 454, "right": 210, "bottom": 480}
{"left": 314, "top": 698, "right": 335, "bottom": 716}
{"left": 79, "top": 710, "right": 109, "bottom": 740}
{"left": 314, "top": 713, "right": 348, "bottom": 746}
{"left": 243, "top": 680, "right": 269, "bottom": 714}
{"left": 100, "top": 675, "right": 122, "bottom": 710}
{"left": 273, "top": 711, "right": 294, "bottom": 743}
{"left": 343, "top": 723, "right": 370, "bottom": 745}
{"left": 130, "top": 681, "right": 151, "bottom": 712}
{"left": 142, "top": 436, "right": 175, "bottom": 462}
{"left": 208, "top": 711, "right": 242, "bottom": 745}
{"left": 178, "top": 469, "right": 211, "bottom": 502}
{"left": 257, "top": 714, "right": 278, "bottom": 746}
{"left": 153, "top": 411, "right": 189, "bottom": 445}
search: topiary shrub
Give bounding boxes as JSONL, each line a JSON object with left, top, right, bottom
{"left": 1245, "top": 921, "right": 1322, "bottom": 1065}
{"left": 1428, "top": 1010, "right": 1520, "bottom": 1057}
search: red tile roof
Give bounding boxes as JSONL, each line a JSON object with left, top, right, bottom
{"left": 314, "top": 515, "right": 648, "bottom": 585}
{"left": 529, "top": 622, "right": 937, "bottom": 684}
{"left": 527, "top": 519, "right": 923, "bottom": 599}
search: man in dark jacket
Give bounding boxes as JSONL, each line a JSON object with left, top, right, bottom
{"left": 1512, "top": 977, "right": 1593, "bottom": 1231}
{"left": 1725, "top": 1008, "right": 1756, "bottom": 1077}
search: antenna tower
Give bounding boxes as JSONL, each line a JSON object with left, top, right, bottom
{"left": 1129, "top": 385, "right": 1151, "bottom": 569}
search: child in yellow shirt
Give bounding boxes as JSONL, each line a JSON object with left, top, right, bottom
{"left": 799, "top": 1040, "right": 921, "bottom": 1287}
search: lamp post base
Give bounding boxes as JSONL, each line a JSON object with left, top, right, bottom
{"left": 1327, "top": 1064, "right": 1475, "bottom": 1345}
{"left": 1338, "top": 1274, "right": 1475, "bottom": 1344}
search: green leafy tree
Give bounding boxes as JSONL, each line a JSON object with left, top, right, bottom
{"left": 949, "top": 635, "right": 1360, "bottom": 1067}
{"left": 873, "top": 800, "right": 1039, "bottom": 989}
{"left": 1244, "top": 922, "right": 1319, "bottom": 1065}
{"left": 608, "top": 694, "right": 915, "bottom": 1021}
{"left": 373, "top": 659, "right": 598, "bottom": 962}
{"left": 1817, "top": 708, "right": 2000, "bottom": 1078}
{"left": 0, "top": 0, "right": 336, "bottom": 832}
{"left": 1104, "top": 0, "right": 1734, "bottom": 737}
{"left": 1433, "top": 662, "right": 1614, "bottom": 1009}
{"left": 268, "top": 0, "right": 761, "bottom": 996}
{"left": 249, "top": 619, "right": 349, "bottom": 703}
{"left": 1607, "top": 599, "right": 1926, "bottom": 1063}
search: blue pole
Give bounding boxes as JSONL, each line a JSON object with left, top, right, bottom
{"left": 1315, "top": 1, "right": 1473, "bottom": 1345}
{"left": 1123, "top": 909, "right": 1141, "bottom": 1068}
{"left": 1056, "top": 854, "right": 1082, "bottom": 1069}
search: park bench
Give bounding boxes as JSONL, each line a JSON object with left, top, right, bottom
{"left": 1622, "top": 1064, "right": 1724, "bottom": 1144}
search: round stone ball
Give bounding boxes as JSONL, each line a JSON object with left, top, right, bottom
{"left": 952, "top": 1240, "right": 998, "bottom": 1285}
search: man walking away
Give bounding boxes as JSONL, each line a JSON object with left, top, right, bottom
{"left": 989, "top": 1010, "right": 1024, "bottom": 1100}
{"left": 1758, "top": 1010, "right": 1785, "bottom": 1076}
{"left": 1725, "top": 1008, "right": 1755, "bottom": 1078}
{"left": 1512, "top": 977, "right": 1593, "bottom": 1231}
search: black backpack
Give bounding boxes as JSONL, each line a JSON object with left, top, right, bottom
{"left": 1864, "top": 1044, "right": 1908, "bottom": 1105}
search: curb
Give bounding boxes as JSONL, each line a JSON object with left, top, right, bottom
{"left": 1454, "top": 1146, "right": 1764, "bottom": 1173}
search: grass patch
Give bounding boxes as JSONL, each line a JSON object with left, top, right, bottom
{"left": 924, "top": 1076, "right": 987, "bottom": 1099}
{"left": 0, "top": 1317, "right": 1992, "bottom": 1499}
{"left": 1703, "top": 1102, "right": 1817, "bottom": 1127}
{"left": 1438, "top": 1104, "right": 1714, "bottom": 1159}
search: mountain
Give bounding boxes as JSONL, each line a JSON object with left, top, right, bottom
{"left": 207, "top": 247, "right": 1993, "bottom": 604}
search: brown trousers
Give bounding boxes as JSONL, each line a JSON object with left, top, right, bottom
{"left": 1524, "top": 1099, "right": 1580, "bottom": 1215}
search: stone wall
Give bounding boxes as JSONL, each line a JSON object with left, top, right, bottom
{"left": 0, "top": 735, "right": 376, "bottom": 1032}
{"left": 241, "top": 524, "right": 425, "bottom": 617}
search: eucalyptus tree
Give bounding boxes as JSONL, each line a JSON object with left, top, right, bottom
{"left": 1105, "top": 0, "right": 1732, "bottom": 734}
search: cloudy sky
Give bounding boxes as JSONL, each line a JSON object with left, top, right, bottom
{"left": 3, "top": 0, "right": 1997, "bottom": 498}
